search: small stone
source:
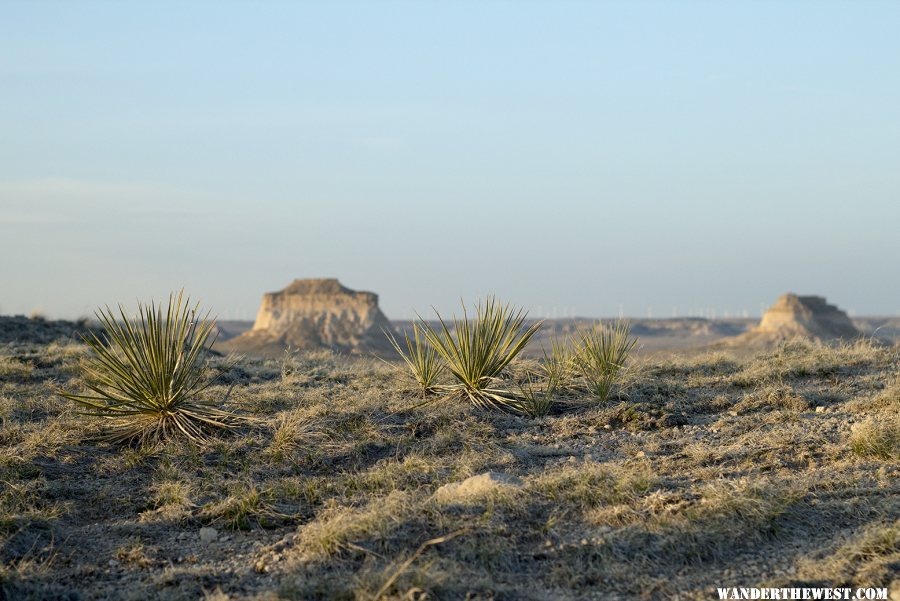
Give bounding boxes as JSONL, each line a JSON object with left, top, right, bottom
{"left": 888, "top": 579, "right": 899, "bottom": 601}
{"left": 567, "top": 456, "right": 577, "bottom": 463}
{"left": 254, "top": 559, "right": 269, "bottom": 573}
{"left": 815, "top": 406, "right": 826, "bottom": 413}
{"left": 199, "top": 527, "right": 218, "bottom": 544}
{"left": 108, "top": 559, "right": 119, "bottom": 568}
{"left": 728, "top": 411, "right": 738, "bottom": 417}
{"left": 635, "top": 451, "right": 646, "bottom": 458}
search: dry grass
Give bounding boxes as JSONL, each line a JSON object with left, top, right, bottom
{"left": 0, "top": 336, "right": 897, "bottom": 599}
{"left": 849, "top": 416, "right": 900, "bottom": 460}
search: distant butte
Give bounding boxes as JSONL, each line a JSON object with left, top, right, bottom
{"left": 217, "top": 278, "right": 397, "bottom": 357}
{"left": 724, "top": 293, "right": 860, "bottom": 347}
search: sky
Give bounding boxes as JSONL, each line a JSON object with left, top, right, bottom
{"left": 1, "top": 0, "right": 899, "bottom": 321}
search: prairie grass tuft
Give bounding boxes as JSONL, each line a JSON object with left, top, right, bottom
{"left": 385, "top": 323, "right": 445, "bottom": 395}
{"left": 418, "top": 297, "right": 542, "bottom": 411}
{"left": 573, "top": 320, "right": 637, "bottom": 403}
{"left": 59, "top": 291, "right": 241, "bottom": 446}
{"left": 201, "top": 484, "right": 281, "bottom": 530}
{"left": 266, "top": 411, "right": 317, "bottom": 461}
{"left": 849, "top": 416, "right": 900, "bottom": 460}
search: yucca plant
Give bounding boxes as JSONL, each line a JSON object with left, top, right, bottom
{"left": 541, "top": 335, "right": 577, "bottom": 392}
{"left": 384, "top": 323, "right": 445, "bottom": 395}
{"left": 60, "top": 291, "right": 239, "bottom": 446}
{"left": 419, "top": 298, "right": 542, "bottom": 411}
{"left": 574, "top": 320, "right": 637, "bottom": 403}
{"left": 514, "top": 371, "right": 556, "bottom": 418}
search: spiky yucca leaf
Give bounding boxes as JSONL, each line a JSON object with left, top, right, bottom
{"left": 419, "top": 298, "right": 542, "bottom": 411}
{"left": 385, "top": 323, "right": 445, "bottom": 394}
{"left": 574, "top": 320, "right": 637, "bottom": 403}
{"left": 60, "top": 291, "right": 239, "bottom": 446}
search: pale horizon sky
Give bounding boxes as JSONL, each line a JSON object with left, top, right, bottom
{"left": 2, "top": 0, "right": 899, "bottom": 320}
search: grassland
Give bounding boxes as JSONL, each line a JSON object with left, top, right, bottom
{"left": 0, "top": 328, "right": 897, "bottom": 600}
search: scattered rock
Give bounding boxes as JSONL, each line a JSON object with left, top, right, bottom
{"left": 815, "top": 406, "right": 826, "bottom": 413}
{"left": 199, "top": 527, "right": 218, "bottom": 544}
{"left": 434, "top": 472, "right": 523, "bottom": 503}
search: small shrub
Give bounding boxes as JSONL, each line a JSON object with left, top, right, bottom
{"left": 59, "top": 291, "right": 240, "bottom": 446}
{"left": 573, "top": 321, "right": 637, "bottom": 403}
{"left": 385, "top": 323, "right": 445, "bottom": 395}
{"left": 419, "top": 298, "right": 542, "bottom": 411}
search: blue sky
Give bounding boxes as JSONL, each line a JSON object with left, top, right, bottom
{"left": 1, "top": 0, "right": 898, "bottom": 320}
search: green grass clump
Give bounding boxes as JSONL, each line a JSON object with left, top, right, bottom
{"left": 386, "top": 323, "right": 445, "bottom": 395}
{"left": 60, "top": 291, "right": 238, "bottom": 446}
{"left": 418, "top": 298, "right": 542, "bottom": 411}
{"left": 573, "top": 320, "right": 637, "bottom": 403}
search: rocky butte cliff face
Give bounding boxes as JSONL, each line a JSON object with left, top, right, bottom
{"left": 219, "top": 279, "right": 397, "bottom": 357}
{"left": 755, "top": 294, "right": 860, "bottom": 339}
{"left": 725, "top": 293, "right": 860, "bottom": 347}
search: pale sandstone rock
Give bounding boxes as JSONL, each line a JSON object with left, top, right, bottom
{"left": 199, "top": 526, "right": 218, "bottom": 544}
{"left": 433, "top": 472, "right": 523, "bottom": 503}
